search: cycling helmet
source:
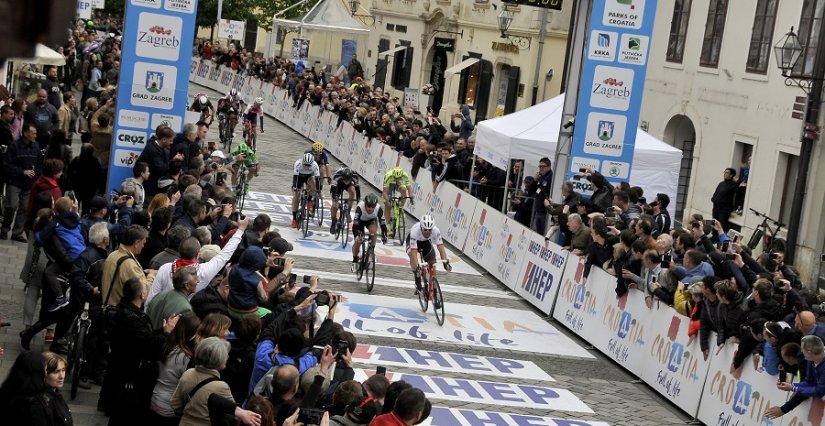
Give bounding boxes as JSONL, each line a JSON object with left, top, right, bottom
{"left": 254, "top": 97, "right": 263, "bottom": 104}
{"left": 199, "top": 95, "right": 208, "bottom": 106}
{"left": 341, "top": 168, "right": 353, "bottom": 179}
{"left": 302, "top": 152, "right": 314, "bottom": 165}
{"left": 420, "top": 215, "right": 435, "bottom": 231}
{"left": 364, "top": 194, "right": 379, "bottom": 208}
{"left": 229, "top": 88, "right": 238, "bottom": 97}
{"left": 311, "top": 142, "right": 324, "bottom": 154}
{"left": 392, "top": 167, "right": 405, "bottom": 179}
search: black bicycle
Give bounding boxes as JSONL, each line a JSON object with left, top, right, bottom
{"left": 332, "top": 190, "right": 352, "bottom": 248}
{"left": 354, "top": 233, "right": 377, "bottom": 292}
{"left": 66, "top": 302, "right": 92, "bottom": 400}
{"left": 747, "top": 208, "right": 785, "bottom": 253}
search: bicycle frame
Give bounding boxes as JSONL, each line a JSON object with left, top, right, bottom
{"left": 747, "top": 208, "right": 784, "bottom": 252}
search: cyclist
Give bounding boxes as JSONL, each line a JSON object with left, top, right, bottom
{"left": 229, "top": 141, "right": 260, "bottom": 193}
{"left": 351, "top": 194, "right": 388, "bottom": 272}
{"left": 406, "top": 214, "right": 450, "bottom": 294}
{"left": 217, "top": 88, "right": 245, "bottom": 140}
{"left": 242, "top": 97, "right": 265, "bottom": 147}
{"left": 291, "top": 152, "right": 321, "bottom": 228}
{"left": 383, "top": 166, "right": 414, "bottom": 237}
{"left": 304, "top": 142, "right": 331, "bottom": 186}
{"left": 189, "top": 93, "right": 215, "bottom": 126}
{"left": 329, "top": 167, "right": 361, "bottom": 234}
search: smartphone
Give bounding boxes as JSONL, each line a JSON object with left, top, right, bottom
{"left": 733, "top": 235, "right": 741, "bottom": 243}
{"left": 651, "top": 276, "right": 657, "bottom": 284}
{"left": 65, "top": 190, "right": 76, "bottom": 201}
{"left": 376, "top": 366, "right": 387, "bottom": 376}
{"left": 660, "top": 255, "right": 671, "bottom": 269}
{"left": 721, "top": 241, "right": 730, "bottom": 253}
{"left": 704, "top": 219, "right": 714, "bottom": 228}
{"left": 779, "top": 369, "right": 788, "bottom": 383}
{"left": 578, "top": 167, "right": 588, "bottom": 173}
{"left": 288, "top": 273, "right": 297, "bottom": 286}
{"left": 303, "top": 275, "right": 312, "bottom": 284}
{"left": 725, "top": 253, "right": 736, "bottom": 261}
{"left": 274, "top": 257, "right": 286, "bottom": 268}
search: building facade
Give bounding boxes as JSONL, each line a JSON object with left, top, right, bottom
{"left": 365, "top": 0, "right": 571, "bottom": 123}
{"left": 641, "top": 0, "right": 825, "bottom": 286}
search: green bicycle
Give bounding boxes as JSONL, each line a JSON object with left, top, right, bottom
{"left": 387, "top": 195, "right": 411, "bottom": 244}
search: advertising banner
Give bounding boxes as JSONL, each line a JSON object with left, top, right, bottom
{"left": 513, "top": 236, "right": 569, "bottom": 315}
{"left": 77, "top": 0, "right": 92, "bottom": 20}
{"left": 91, "top": 0, "right": 105, "bottom": 9}
{"left": 351, "top": 344, "right": 554, "bottom": 382}
{"left": 218, "top": 19, "right": 245, "bottom": 42}
{"left": 425, "top": 407, "right": 610, "bottom": 426}
{"left": 338, "top": 292, "right": 594, "bottom": 358}
{"left": 291, "top": 38, "right": 310, "bottom": 64}
{"left": 638, "top": 305, "right": 711, "bottom": 416}
{"left": 590, "top": 285, "right": 651, "bottom": 375}
{"left": 567, "top": 0, "right": 658, "bottom": 195}
{"left": 553, "top": 261, "right": 613, "bottom": 342}
{"left": 352, "top": 370, "right": 593, "bottom": 413}
{"left": 108, "top": 0, "right": 199, "bottom": 192}
{"left": 465, "top": 205, "right": 530, "bottom": 288}
{"left": 697, "top": 344, "right": 791, "bottom": 426}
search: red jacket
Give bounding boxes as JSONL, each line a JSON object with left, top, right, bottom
{"left": 370, "top": 413, "right": 407, "bottom": 426}
{"left": 29, "top": 175, "right": 62, "bottom": 211}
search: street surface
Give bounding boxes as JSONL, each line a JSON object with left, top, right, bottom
{"left": 0, "top": 83, "right": 694, "bottom": 425}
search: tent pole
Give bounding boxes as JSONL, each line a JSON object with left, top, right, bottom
{"left": 501, "top": 161, "right": 511, "bottom": 212}
{"left": 468, "top": 155, "right": 477, "bottom": 194}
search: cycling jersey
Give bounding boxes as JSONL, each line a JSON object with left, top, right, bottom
{"left": 230, "top": 143, "right": 257, "bottom": 167}
{"left": 407, "top": 223, "right": 443, "bottom": 250}
{"left": 330, "top": 170, "right": 360, "bottom": 199}
{"left": 244, "top": 103, "right": 263, "bottom": 117}
{"left": 190, "top": 95, "right": 213, "bottom": 112}
{"left": 304, "top": 148, "right": 329, "bottom": 165}
{"left": 218, "top": 95, "right": 244, "bottom": 113}
{"left": 353, "top": 201, "right": 387, "bottom": 237}
{"left": 293, "top": 159, "right": 320, "bottom": 176}
{"left": 384, "top": 170, "right": 411, "bottom": 188}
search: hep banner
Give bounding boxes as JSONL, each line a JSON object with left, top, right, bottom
{"left": 108, "top": 0, "right": 198, "bottom": 192}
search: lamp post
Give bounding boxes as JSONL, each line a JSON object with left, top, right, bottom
{"left": 773, "top": 26, "right": 825, "bottom": 265}
{"left": 348, "top": 0, "right": 375, "bottom": 25}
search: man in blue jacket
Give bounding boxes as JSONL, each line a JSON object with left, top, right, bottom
{"left": 2, "top": 123, "right": 41, "bottom": 241}
{"left": 764, "top": 335, "right": 825, "bottom": 419}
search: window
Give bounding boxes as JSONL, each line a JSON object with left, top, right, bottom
{"left": 395, "top": 25, "right": 407, "bottom": 33}
{"left": 391, "top": 41, "right": 412, "bottom": 89}
{"left": 773, "top": 152, "right": 799, "bottom": 226}
{"left": 795, "top": 0, "right": 825, "bottom": 77}
{"left": 666, "top": 0, "right": 692, "bottom": 63}
{"left": 746, "top": 0, "right": 778, "bottom": 73}
{"left": 699, "top": 0, "right": 729, "bottom": 68}
{"left": 386, "top": 23, "right": 395, "bottom": 31}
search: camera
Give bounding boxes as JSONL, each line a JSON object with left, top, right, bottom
{"left": 211, "top": 162, "right": 219, "bottom": 170}
{"left": 315, "top": 290, "right": 331, "bottom": 306}
{"left": 302, "top": 275, "right": 314, "bottom": 284}
{"left": 704, "top": 219, "right": 714, "bottom": 228}
{"left": 273, "top": 257, "right": 286, "bottom": 267}
{"left": 725, "top": 253, "right": 737, "bottom": 261}
{"left": 297, "top": 408, "right": 325, "bottom": 425}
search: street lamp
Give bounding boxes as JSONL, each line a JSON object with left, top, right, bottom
{"left": 496, "top": 6, "right": 530, "bottom": 49}
{"left": 772, "top": 26, "right": 825, "bottom": 266}
{"left": 348, "top": 0, "right": 375, "bottom": 25}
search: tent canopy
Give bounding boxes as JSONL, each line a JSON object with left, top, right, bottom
{"left": 301, "top": 0, "right": 370, "bottom": 34}
{"left": 8, "top": 44, "right": 65, "bottom": 66}
{"left": 475, "top": 93, "right": 683, "bottom": 216}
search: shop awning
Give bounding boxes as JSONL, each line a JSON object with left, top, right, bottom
{"left": 444, "top": 57, "right": 479, "bottom": 75}
{"left": 8, "top": 44, "right": 66, "bottom": 66}
{"left": 378, "top": 46, "right": 407, "bottom": 56}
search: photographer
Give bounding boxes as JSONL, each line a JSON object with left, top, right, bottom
{"left": 227, "top": 246, "right": 273, "bottom": 319}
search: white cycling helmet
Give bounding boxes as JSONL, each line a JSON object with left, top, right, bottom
{"left": 229, "top": 88, "right": 238, "bottom": 97}
{"left": 302, "top": 152, "right": 314, "bottom": 165}
{"left": 199, "top": 95, "right": 208, "bottom": 105}
{"left": 254, "top": 97, "right": 263, "bottom": 104}
{"left": 420, "top": 215, "right": 435, "bottom": 231}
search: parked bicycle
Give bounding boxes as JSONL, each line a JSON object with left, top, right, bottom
{"left": 66, "top": 302, "right": 92, "bottom": 400}
{"left": 415, "top": 249, "right": 451, "bottom": 326}
{"left": 747, "top": 208, "right": 785, "bottom": 254}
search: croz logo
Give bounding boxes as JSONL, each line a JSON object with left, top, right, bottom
{"left": 115, "top": 129, "right": 147, "bottom": 148}
{"left": 135, "top": 13, "right": 182, "bottom": 61}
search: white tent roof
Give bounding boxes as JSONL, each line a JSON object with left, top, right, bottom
{"left": 475, "top": 93, "right": 683, "bottom": 215}
{"left": 8, "top": 44, "right": 66, "bottom": 66}
{"left": 301, "top": 0, "right": 370, "bottom": 34}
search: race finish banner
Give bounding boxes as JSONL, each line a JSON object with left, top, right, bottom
{"left": 107, "top": 0, "right": 199, "bottom": 192}
{"left": 567, "top": 0, "right": 657, "bottom": 196}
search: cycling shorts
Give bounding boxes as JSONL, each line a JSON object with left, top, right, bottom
{"left": 353, "top": 218, "right": 378, "bottom": 237}
{"left": 406, "top": 235, "right": 436, "bottom": 263}
{"left": 331, "top": 182, "right": 358, "bottom": 199}
{"left": 293, "top": 174, "right": 315, "bottom": 190}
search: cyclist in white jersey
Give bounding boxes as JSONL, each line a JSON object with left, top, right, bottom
{"left": 406, "top": 214, "right": 450, "bottom": 293}
{"left": 291, "top": 152, "right": 321, "bottom": 228}
{"left": 351, "top": 194, "right": 388, "bottom": 271}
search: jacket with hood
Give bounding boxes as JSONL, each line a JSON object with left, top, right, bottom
{"left": 37, "top": 211, "right": 85, "bottom": 261}
{"left": 228, "top": 246, "right": 267, "bottom": 311}
{"left": 29, "top": 175, "right": 61, "bottom": 211}
{"left": 717, "top": 292, "right": 749, "bottom": 346}
{"left": 450, "top": 104, "right": 474, "bottom": 141}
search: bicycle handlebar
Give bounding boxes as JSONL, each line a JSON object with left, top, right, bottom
{"left": 748, "top": 208, "right": 785, "bottom": 227}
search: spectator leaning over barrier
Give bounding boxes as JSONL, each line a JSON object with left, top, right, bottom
{"left": 764, "top": 335, "right": 825, "bottom": 419}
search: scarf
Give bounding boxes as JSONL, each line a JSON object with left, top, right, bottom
{"left": 172, "top": 258, "right": 199, "bottom": 273}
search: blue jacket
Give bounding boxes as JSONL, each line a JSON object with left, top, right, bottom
{"left": 674, "top": 261, "right": 715, "bottom": 284}
{"left": 450, "top": 104, "right": 474, "bottom": 141}
{"left": 781, "top": 356, "right": 825, "bottom": 413}
{"left": 4, "top": 138, "right": 41, "bottom": 189}
{"left": 228, "top": 247, "right": 266, "bottom": 311}
{"left": 37, "top": 212, "right": 85, "bottom": 261}
{"left": 248, "top": 338, "right": 318, "bottom": 397}
{"left": 81, "top": 205, "right": 133, "bottom": 247}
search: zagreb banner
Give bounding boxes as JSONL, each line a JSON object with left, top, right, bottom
{"left": 567, "top": 0, "right": 658, "bottom": 195}
{"left": 107, "top": 0, "right": 199, "bottom": 192}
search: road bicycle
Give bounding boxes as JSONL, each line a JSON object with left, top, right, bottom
{"left": 66, "top": 302, "right": 92, "bottom": 400}
{"left": 416, "top": 251, "right": 451, "bottom": 326}
{"left": 314, "top": 186, "right": 325, "bottom": 228}
{"left": 747, "top": 208, "right": 785, "bottom": 254}
{"left": 387, "top": 195, "right": 412, "bottom": 245}
{"left": 233, "top": 161, "right": 254, "bottom": 211}
{"left": 219, "top": 109, "right": 238, "bottom": 151}
{"left": 332, "top": 190, "right": 352, "bottom": 248}
{"left": 243, "top": 117, "right": 258, "bottom": 152}
{"left": 296, "top": 184, "right": 312, "bottom": 238}
{"left": 354, "top": 232, "right": 377, "bottom": 292}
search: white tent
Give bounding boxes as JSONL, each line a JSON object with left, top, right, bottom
{"left": 475, "top": 94, "right": 682, "bottom": 215}
{"left": 8, "top": 44, "right": 66, "bottom": 66}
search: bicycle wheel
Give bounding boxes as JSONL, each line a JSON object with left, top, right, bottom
{"left": 418, "top": 275, "right": 429, "bottom": 312}
{"left": 316, "top": 191, "right": 325, "bottom": 227}
{"left": 432, "top": 277, "right": 445, "bottom": 326}
{"left": 70, "top": 323, "right": 88, "bottom": 399}
{"left": 339, "top": 207, "right": 349, "bottom": 248}
{"left": 302, "top": 195, "right": 311, "bottom": 239}
{"left": 355, "top": 239, "right": 365, "bottom": 281}
{"left": 366, "top": 244, "right": 376, "bottom": 293}
{"left": 396, "top": 210, "right": 406, "bottom": 245}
